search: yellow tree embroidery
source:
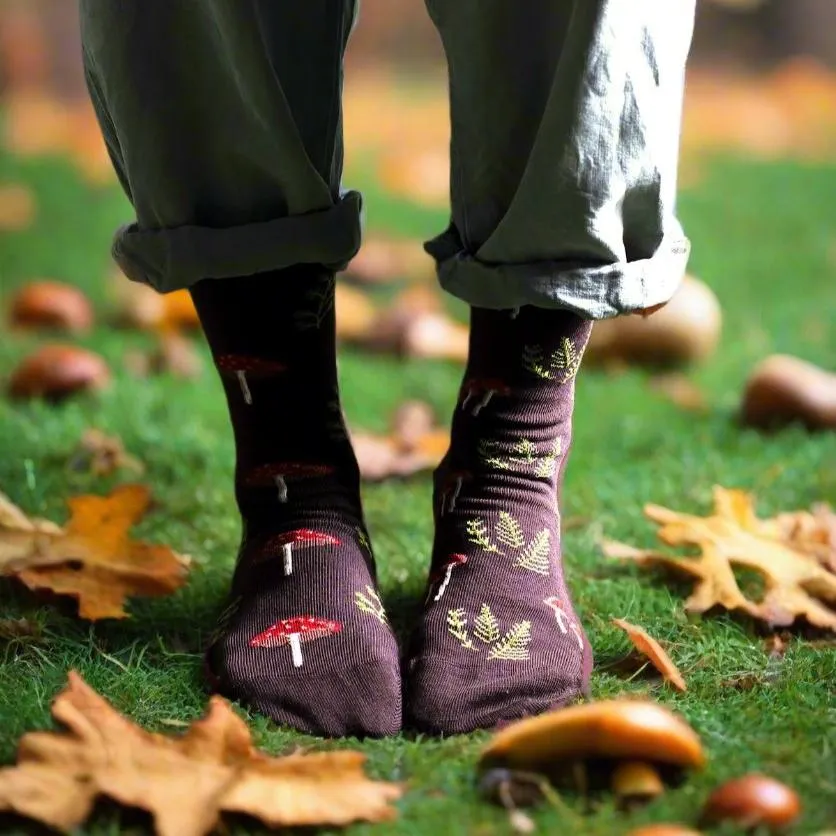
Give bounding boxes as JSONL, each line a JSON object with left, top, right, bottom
{"left": 466, "top": 519, "right": 500, "bottom": 553}
{"left": 447, "top": 608, "right": 476, "bottom": 650}
{"left": 516, "top": 529, "right": 552, "bottom": 575}
{"left": 489, "top": 621, "right": 532, "bottom": 661}
{"left": 522, "top": 338, "right": 582, "bottom": 382}
{"left": 355, "top": 586, "right": 388, "bottom": 624}
{"left": 496, "top": 512, "right": 525, "bottom": 551}
{"left": 535, "top": 438, "right": 562, "bottom": 479}
{"left": 474, "top": 604, "right": 501, "bottom": 645}
{"left": 478, "top": 437, "right": 562, "bottom": 479}
{"left": 356, "top": 527, "right": 373, "bottom": 558}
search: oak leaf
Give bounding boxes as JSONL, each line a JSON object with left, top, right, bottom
{"left": 611, "top": 618, "right": 687, "bottom": 692}
{"left": 0, "top": 485, "right": 189, "bottom": 619}
{"left": 603, "top": 487, "right": 836, "bottom": 631}
{"left": 0, "top": 672, "right": 402, "bottom": 836}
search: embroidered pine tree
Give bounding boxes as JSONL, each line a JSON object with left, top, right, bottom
{"left": 522, "top": 345, "right": 552, "bottom": 379}
{"left": 355, "top": 586, "right": 387, "bottom": 624}
{"left": 477, "top": 439, "right": 511, "bottom": 470}
{"left": 447, "top": 608, "right": 476, "bottom": 650}
{"left": 466, "top": 518, "right": 500, "bottom": 553}
{"left": 535, "top": 437, "right": 562, "bottom": 479}
{"left": 295, "top": 275, "right": 336, "bottom": 329}
{"left": 473, "top": 604, "right": 501, "bottom": 645}
{"left": 516, "top": 529, "right": 552, "bottom": 575}
{"left": 356, "top": 527, "right": 373, "bottom": 558}
{"left": 496, "top": 511, "right": 525, "bottom": 551}
{"left": 552, "top": 337, "right": 582, "bottom": 382}
{"left": 513, "top": 438, "right": 538, "bottom": 463}
{"left": 488, "top": 621, "right": 532, "bottom": 661}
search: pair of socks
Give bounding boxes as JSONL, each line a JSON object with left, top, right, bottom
{"left": 192, "top": 266, "right": 592, "bottom": 737}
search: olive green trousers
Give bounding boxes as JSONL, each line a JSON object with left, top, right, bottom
{"left": 80, "top": 1, "right": 695, "bottom": 318}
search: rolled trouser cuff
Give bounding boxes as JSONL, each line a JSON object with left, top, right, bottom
{"left": 426, "top": 231, "right": 691, "bottom": 320}
{"left": 113, "top": 190, "right": 363, "bottom": 293}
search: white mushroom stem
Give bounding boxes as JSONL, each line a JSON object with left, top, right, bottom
{"left": 444, "top": 477, "right": 463, "bottom": 514}
{"left": 472, "top": 390, "right": 496, "bottom": 416}
{"left": 275, "top": 475, "right": 288, "bottom": 503}
{"left": 462, "top": 391, "right": 474, "bottom": 411}
{"left": 282, "top": 543, "right": 293, "bottom": 575}
{"left": 287, "top": 633, "right": 304, "bottom": 668}
{"left": 236, "top": 370, "right": 253, "bottom": 405}
{"left": 570, "top": 623, "right": 584, "bottom": 651}
{"left": 552, "top": 608, "right": 569, "bottom": 634}
{"left": 611, "top": 761, "right": 664, "bottom": 804}
{"left": 433, "top": 565, "right": 456, "bottom": 602}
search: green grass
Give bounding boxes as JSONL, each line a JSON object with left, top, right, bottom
{"left": 1, "top": 147, "right": 835, "bottom": 835}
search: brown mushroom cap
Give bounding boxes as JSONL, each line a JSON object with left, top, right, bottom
{"left": 7, "top": 344, "right": 110, "bottom": 400}
{"left": 480, "top": 699, "right": 706, "bottom": 775}
{"left": 700, "top": 774, "right": 801, "bottom": 830}
{"left": 9, "top": 281, "right": 94, "bottom": 333}
{"left": 625, "top": 826, "right": 703, "bottom": 836}
{"left": 741, "top": 354, "right": 836, "bottom": 431}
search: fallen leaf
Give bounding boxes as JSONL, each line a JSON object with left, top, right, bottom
{"left": 603, "top": 487, "right": 836, "bottom": 631}
{"left": 343, "top": 237, "right": 433, "bottom": 286}
{"left": 377, "top": 146, "right": 449, "bottom": 208}
{"left": 336, "top": 283, "right": 379, "bottom": 341}
{"left": 67, "top": 429, "right": 145, "bottom": 477}
{"left": 0, "top": 485, "right": 190, "bottom": 620}
{"left": 125, "top": 334, "right": 203, "bottom": 379}
{"left": 0, "top": 183, "right": 36, "bottom": 230}
{"left": 611, "top": 618, "right": 687, "bottom": 692}
{"left": 0, "top": 671, "right": 402, "bottom": 836}
{"left": 766, "top": 504, "right": 836, "bottom": 573}
{"left": 649, "top": 374, "right": 708, "bottom": 413}
{"left": 112, "top": 278, "right": 201, "bottom": 334}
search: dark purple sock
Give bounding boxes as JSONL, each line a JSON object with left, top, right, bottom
{"left": 405, "top": 305, "right": 593, "bottom": 734}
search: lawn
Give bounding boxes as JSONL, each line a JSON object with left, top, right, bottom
{"left": 0, "top": 143, "right": 835, "bottom": 835}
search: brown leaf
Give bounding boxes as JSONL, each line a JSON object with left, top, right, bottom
{"left": 649, "top": 374, "right": 708, "bottom": 413}
{"left": 611, "top": 618, "right": 687, "bottom": 692}
{"left": 335, "top": 283, "right": 379, "bottom": 341}
{"left": 0, "top": 184, "right": 36, "bottom": 230}
{"left": 125, "top": 334, "right": 203, "bottom": 379}
{"left": 112, "top": 279, "right": 201, "bottom": 334}
{"left": 377, "top": 147, "right": 449, "bottom": 208}
{"left": 343, "top": 237, "right": 433, "bottom": 286}
{"left": 0, "top": 672, "right": 402, "bottom": 836}
{"left": 603, "top": 487, "right": 836, "bottom": 631}
{"left": 67, "top": 429, "right": 145, "bottom": 478}
{"left": 766, "top": 504, "right": 836, "bottom": 574}
{"left": 0, "top": 485, "right": 190, "bottom": 620}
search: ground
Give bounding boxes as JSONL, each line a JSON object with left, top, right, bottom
{"left": 0, "top": 145, "right": 835, "bottom": 835}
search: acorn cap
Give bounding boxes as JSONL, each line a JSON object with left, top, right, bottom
{"left": 480, "top": 699, "right": 706, "bottom": 775}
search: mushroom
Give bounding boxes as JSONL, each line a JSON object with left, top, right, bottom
{"left": 585, "top": 275, "right": 722, "bottom": 368}
{"left": 461, "top": 379, "right": 512, "bottom": 416}
{"left": 741, "top": 354, "right": 836, "bottom": 431}
{"left": 249, "top": 616, "right": 342, "bottom": 668}
{"left": 8, "top": 281, "right": 94, "bottom": 333}
{"left": 478, "top": 699, "right": 705, "bottom": 808}
{"left": 427, "top": 554, "right": 469, "bottom": 603}
{"left": 544, "top": 597, "right": 584, "bottom": 651}
{"left": 8, "top": 344, "right": 110, "bottom": 401}
{"left": 625, "top": 826, "right": 703, "bottom": 836}
{"left": 439, "top": 469, "right": 472, "bottom": 514}
{"left": 263, "top": 529, "right": 342, "bottom": 576}
{"left": 244, "top": 462, "right": 334, "bottom": 503}
{"left": 215, "top": 354, "right": 287, "bottom": 405}
{"left": 699, "top": 774, "right": 801, "bottom": 832}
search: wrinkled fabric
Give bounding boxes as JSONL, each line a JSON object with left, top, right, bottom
{"left": 81, "top": 0, "right": 695, "bottom": 318}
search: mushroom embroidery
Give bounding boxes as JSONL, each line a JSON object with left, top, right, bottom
{"left": 544, "top": 597, "right": 584, "bottom": 650}
{"left": 439, "top": 470, "right": 472, "bottom": 515}
{"left": 427, "top": 554, "right": 469, "bottom": 604}
{"left": 215, "top": 354, "right": 287, "bottom": 405}
{"left": 244, "top": 461, "right": 334, "bottom": 503}
{"left": 263, "top": 529, "right": 342, "bottom": 576}
{"left": 249, "top": 616, "right": 342, "bottom": 668}
{"left": 522, "top": 339, "right": 583, "bottom": 382}
{"left": 461, "top": 378, "right": 512, "bottom": 416}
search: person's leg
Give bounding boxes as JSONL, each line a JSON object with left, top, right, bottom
{"left": 81, "top": 0, "right": 401, "bottom": 737}
{"left": 406, "top": 0, "right": 696, "bottom": 733}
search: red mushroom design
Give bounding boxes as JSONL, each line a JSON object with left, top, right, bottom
{"left": 439, "top": 469, "right": 472, "bottom": 515}
{"left": 426, "top": 554, "right": 469, "bottom": 604}
{"left": 461, "top": 378, "right": 512, "bottom": 416}
{"left": 215, "top": 354, "right": 287, "bottom": 405}
{"left": 263, "top": 529, "right": 342, "bottom": 576}
{"left": 544, "top": 596, "right": 584, "bottom": 650}
{"left": 249, "top": 615, "right": 342, "bottom": 668}
{"left": 244, "top": 461, "right": 335, "bottom": 503}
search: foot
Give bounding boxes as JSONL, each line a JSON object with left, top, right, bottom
{"left": 404, "top": 306, "right": 593, "bottom": 734}
{"left": 192, "top": 268, "right": 401, "bottom": 737}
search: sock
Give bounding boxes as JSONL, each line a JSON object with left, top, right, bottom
{"left": 191, "top": 267, "right": 401, "bottom": 738}
{"left": 404, "top": 306, "right": 593, "bottom": 734}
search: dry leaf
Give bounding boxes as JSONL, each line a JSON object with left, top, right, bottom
{"left": 0, "top": 183, "right": 36, "bottom": 230}
{"left": 377, "top": 147, "right": 449, "bottom": 208}
{"left": 649, "top": 374, "right": 708, "bottom": 413}
{"left": 611, "top": 618, "right": 687, "bottom": 692}
{"left": 0, "top": 485, "right": 189, "bottom": 620}
{"left": 767, "top": 504, "right": 836, "bottom": 573}
{"left": 603, "top": 487, "right": 836, "bottom": 631}
{"left": 112, "top": 278, "right": 201, "bottom": 334}
{"left": 343, "top": 237, "right": 433, "bottom": 286}
{"left": 336, "top": 283, "right": 379, "bottom": 341}
{"left": 0, "top": 671, "right": 402, "bottom": 836}
{"left": 67, "top": 429, "right": 145, "bottom": 477}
